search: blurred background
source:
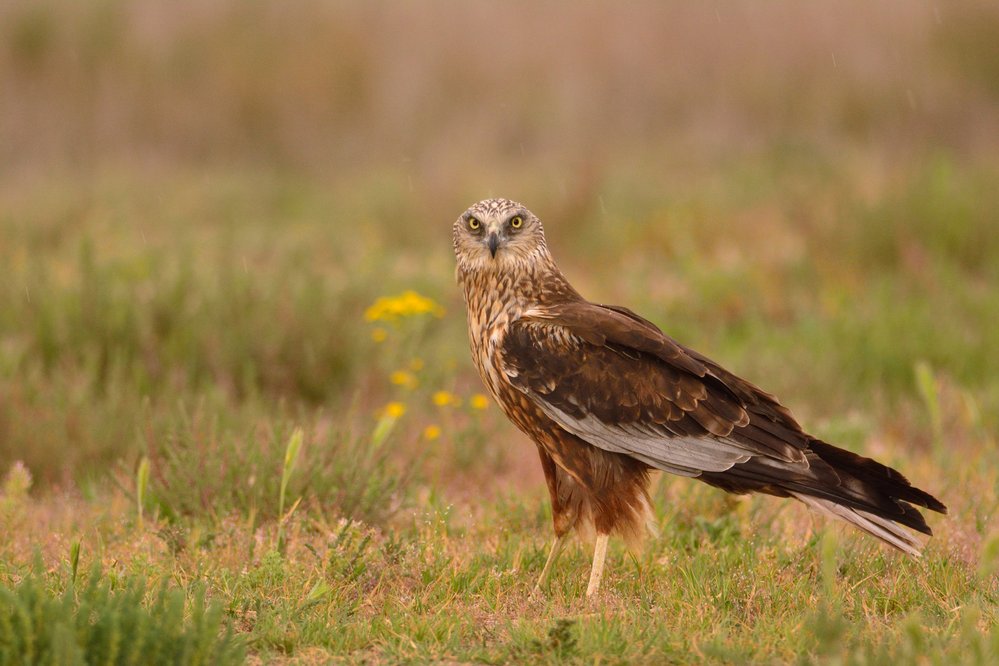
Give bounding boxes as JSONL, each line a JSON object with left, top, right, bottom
{"left": 1, "top": 0, "right": 997, "bottom": 509}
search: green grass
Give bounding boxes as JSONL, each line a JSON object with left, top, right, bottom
{"left": 0, "top": 162, "right": 996, "bottom": 664}
{"left": 2, "top": 1, "right": 999, "bottom": 663}
{"left": 0, "top": 565, "right": 245, "bottom": 665}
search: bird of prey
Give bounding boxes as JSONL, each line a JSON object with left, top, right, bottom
{"left": 453, "top": 197, "right": 946, "bottom": 598}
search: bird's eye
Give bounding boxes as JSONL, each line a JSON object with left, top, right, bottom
{"left": 468, "top": 217, "right": 481, "bottom": 230}
{"left": 510, "top": 215, "right": 523, "bottom": 229}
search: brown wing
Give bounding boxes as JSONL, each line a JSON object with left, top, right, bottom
{"left": 502, "top": 301, "right": 817, "bottom": 476}
{"left": 502, "top": 300, "right": 945, "bottom": 547}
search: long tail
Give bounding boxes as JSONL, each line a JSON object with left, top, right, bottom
{"left": 792, "top": 493, "right": 928, "bottom": 556}
{"left": 700, "top": 439, "right": 947, "bottom": 556}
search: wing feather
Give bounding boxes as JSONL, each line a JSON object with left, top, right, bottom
{"left": 504, "top": 301, "right": 811, "bottom": 476}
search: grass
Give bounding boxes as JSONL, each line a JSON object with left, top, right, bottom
{"left": 0, "top": 163, "right": 996, "bottom": 664}
{"left": 2, "top": 1, "right": 999, "bottom": 663}
{"left": 0, "top": 564, "right": 245, "bottom": 665}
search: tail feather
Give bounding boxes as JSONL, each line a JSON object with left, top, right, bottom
{"left": 711, "top": 462, "right": 936, "bottom": 535}
{"left": 699, "top": 438, "right": 946, "bottom": 556}
{"left": 793, "top": 493, "right": 926, "bottom": 557}
{"left": 808, "top": 439, "right": 947, "bottom": 513}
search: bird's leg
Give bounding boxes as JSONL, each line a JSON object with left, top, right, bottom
{"left": 533, "top": 532, "right": 569, "bottom": 595}
{"left": 585, "top": 533, "right": 610, "bottom": 598}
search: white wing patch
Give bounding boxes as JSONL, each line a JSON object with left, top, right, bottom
{"left": 536, "top": 401, "right": 752, "bottom": 477}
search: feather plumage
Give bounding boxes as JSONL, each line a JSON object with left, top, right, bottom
{"left": 454, "top": 198, "right": 945, "bottom": 596}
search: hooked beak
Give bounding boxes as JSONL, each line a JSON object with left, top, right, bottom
{"left": 488, "top": 233, "right": 500, "bottom": 258}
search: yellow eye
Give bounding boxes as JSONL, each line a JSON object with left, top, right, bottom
{"left": 510, "top": 215, "right": 523, "bottom": 229}
{"left": 468, "top": 217, "right": 480, "bottom": 230}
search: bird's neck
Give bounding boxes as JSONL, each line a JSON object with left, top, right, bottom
{"left": 458, "top": 252, "right": 582, "bottom": 321}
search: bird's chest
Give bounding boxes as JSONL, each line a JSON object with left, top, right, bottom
{"left": 466, "top": 301, "right": 515, "bottom": 403}
{"left": 464, "top": 291, "right": 542, "bottom": 430}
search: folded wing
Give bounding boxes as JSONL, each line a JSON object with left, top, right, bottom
{"left": 502, "top": 301, "right": 816, "bottom": 477}
{"left": 501, "top": 300, "right": 945, "bottom": 546}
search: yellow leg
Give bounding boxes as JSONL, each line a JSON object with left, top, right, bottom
{"left": 585, "top": 533, "right": 609, "bottom": 598}
{"left": 533, "top": 533, "right": 569, "bottom": 595}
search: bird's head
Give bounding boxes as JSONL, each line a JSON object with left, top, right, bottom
{"left": 453, "top": 198, "right": 549, "bottom": 274}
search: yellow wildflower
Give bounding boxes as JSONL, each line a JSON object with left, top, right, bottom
{"left": 432, "top": 390, "right": 458, "bottom": 407}
{"left": 371, "top": 327, "right": 388, "bottom": 343}
{"left": 390, "top": 370, "right": 418, "bottom": 390}
{"left": 364, "top": 290, "right": 445, "bottom": 322}
{"left": 382, "top": 401, "right": 406, "bottom": 419}
{"left": 470, "top": 394, "right": 490, "bottom": 410}
{"left": 408, "top": 358, "right": 425, "bottom": 371}
{"left": 422, "top": 424, "right": 442, "bottom": 441}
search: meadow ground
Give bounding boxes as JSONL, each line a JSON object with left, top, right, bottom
{"left": 2, "top": 1, "right": 999, "bottom": 663}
